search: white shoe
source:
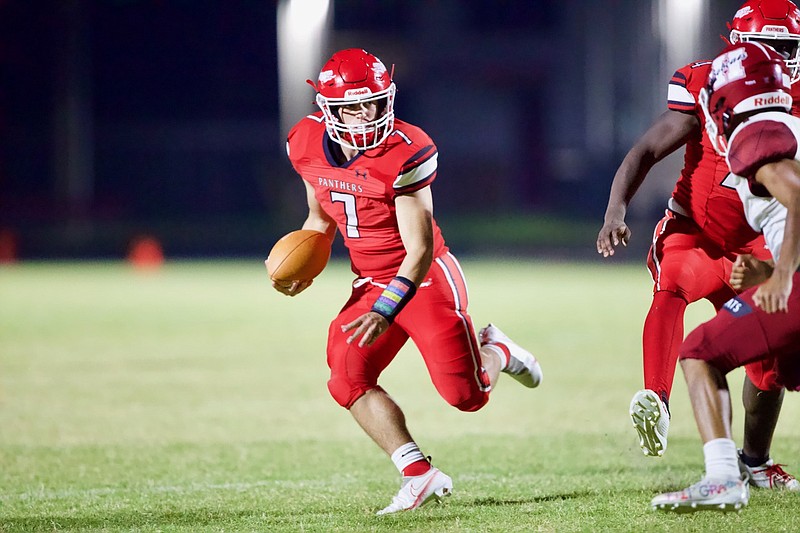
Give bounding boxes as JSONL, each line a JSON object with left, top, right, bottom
{"left": 376, "top": 467, "right": 453, "bottom": 516}
{"left": 630, "top": 389, "right": 669, "bottom": 457}
{"left": 738, "top": 450, "right": 800, "bottom": 491}
{"left": 651, "top": 476, "right": 749, "bottom": 513}
{"left": 478, "top": 323, "right": 542, "bottom": 388}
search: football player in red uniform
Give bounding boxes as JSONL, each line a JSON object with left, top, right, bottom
{"left": 653, "top": 41, "right": 800, "bottom": 512}
{"left": 597, "top": 0, "right": 800, "bottom": 490}
{"left": 273, "top": 48, "right": 543, "bottom": 515}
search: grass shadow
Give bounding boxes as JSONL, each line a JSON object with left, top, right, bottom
{"left": 472, "top": 489, "right": 595, "bottom": 507}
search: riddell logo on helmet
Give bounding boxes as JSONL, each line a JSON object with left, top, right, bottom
{"left": 754, "top": 94, "right": 791, "bottom": 106}
{"left": 345, "top": 87, "right": 373, "bottom": 98}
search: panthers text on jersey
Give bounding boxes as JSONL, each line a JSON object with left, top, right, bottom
{"left": 286, "top": 112, "right": 449, "bottom": 283}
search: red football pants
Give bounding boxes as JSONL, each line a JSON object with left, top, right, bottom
{"left": 645, "top": 211, "right": 779, "bottom": 393}
{"left": 326, "top": 252, "right": 491, "bottom": 411}
{"left": 680, "top": 272, "right": 800, "bottom": 391}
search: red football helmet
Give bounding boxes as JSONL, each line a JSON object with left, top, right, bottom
{"left": 699, "top": 41, "right": 792, "bottom": 156}
{"left": 309, "top": 48, "right": 396, "bottom": 151}
{"left": 729, "top": 0, "right": 800, "bottom": 82}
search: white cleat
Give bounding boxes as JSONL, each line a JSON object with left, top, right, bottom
{"left": 651, "top": 476, "right": 749, "bottom": 513}
{"left": 738, "top": 451, "right": 800, "bottom": 491}
{"left": 478, "top": 323, "right": 542, "bottom": 388}
{"left": 630, "top": 389, "right": 669, "bottom": 457}
{"left": 376, "top": 467, "right": 453, "bottom": 516}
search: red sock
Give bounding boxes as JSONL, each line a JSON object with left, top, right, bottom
{"left": 402, "top": 459, "right": 432, "bottom": 477}
{"left": 642, "top": 291, "right": 687, "bottom": 402}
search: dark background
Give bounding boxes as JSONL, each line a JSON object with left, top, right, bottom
{"left": 0, "top": 0, "right": 745, "bottom": 260}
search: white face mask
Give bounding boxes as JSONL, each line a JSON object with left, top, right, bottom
{"left": 316, "top": 84, "right": 396, "bottom": 151}
{"left": 698, "top": 87, "right": 729, "bottom": 157}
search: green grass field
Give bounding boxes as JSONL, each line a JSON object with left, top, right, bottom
{"left": 1, "top": 259, "right": 799, "bottom": 532}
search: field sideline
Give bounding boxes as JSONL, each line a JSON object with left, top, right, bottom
{"left": 1, "top": 259, "right": 799, "bottom": 532}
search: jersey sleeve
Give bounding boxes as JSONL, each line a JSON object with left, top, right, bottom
{"left": 727, "top": 120, "right": 797, "bottom": 195}
{"left": 393, "top": 144, "right": 438, "bottom": 194}
{"left": 667, "top": 61, "right": 711, "bottom": 113}
{"left": 286, "top": 113, "right": 325, "bottom": 174}
{"left": 667, "top": 68, "right": 695, "bottom": 112}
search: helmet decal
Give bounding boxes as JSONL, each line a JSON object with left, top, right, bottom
{"left": 700, "top": 41, "right": 792, "bottom": 155}
{"left": 318, "top": 70, "right": 336, "bottom": 84}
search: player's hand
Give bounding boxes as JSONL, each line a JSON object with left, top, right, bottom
{"left": 596, "top": 221, "right": 631, "bottom": 257}
{"left": 730, "top": 254, "right": 773, "bottom": 291}
{"left": 341, "top": 311, "right": 389, "bottom": 347}
{"left": 272, "top": 279, "right": 313, "bottom": 296}
{"left": 752, "top": 274, "right": 792, "bottom": 313}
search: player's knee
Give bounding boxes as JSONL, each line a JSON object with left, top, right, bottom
{"left": 653, "top": 286, "right": 691, "bottom": 304}
{"left": 745, "top": 364, "right": 782, "bottom": 392}
{"left": 327, "top": 375, "right": 369, "bottom": 409}
{"left": 678, "top": 327, "right": 706, "bottom": 361}
{"left": 444, "top": 390, "right": 489, "bottom": 412}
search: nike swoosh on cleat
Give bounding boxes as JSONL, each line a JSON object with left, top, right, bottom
{"left": 408, "top": 477, "right": 436, "bottom": 504}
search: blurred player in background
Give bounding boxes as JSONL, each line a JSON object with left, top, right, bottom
{"left": 273, "top": 48, "right": 542, "bottom": 515}
{"left": 597, "top": 0, "right": 799, "bottom": 490}
{"left": 653, "top": 40, "right": 800, "bottom": 512}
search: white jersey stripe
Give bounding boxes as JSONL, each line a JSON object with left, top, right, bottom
{"left": 394, "top": 153, "right": 438, "bottom": 190}
{"left": 667, "top": 84, "right": 694, "bottom": 106}
{"left": 649, "top": 212, "right": 673, "bottom": 291}
{"left": 434, "top": 253, "right": 489, "bottom": 393}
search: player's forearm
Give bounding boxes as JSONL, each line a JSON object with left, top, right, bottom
{"left": 396, "top": 242, "right": 433, "bottom": 287}
{"left": 302, "top": 214, "right": 337, "bottom": 241}
{"left": 604, "top": 150, "right": 655, "bottom": 221}
{"left": 774, "top": 201, "right": 800, "bottom": 278}
{"left": 395, "top": 189, "right": 435, "bottom": 286}
{"left": 759, "top": 160, "right": 800, "bottom": 277}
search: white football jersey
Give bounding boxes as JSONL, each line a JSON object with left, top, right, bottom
{"left": 723, "top": 111, "right": 800, "bottom": 260}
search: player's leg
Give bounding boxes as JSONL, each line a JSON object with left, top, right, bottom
{"left": 641, "top": 290, "right": 687, "bottom": 405}
{"left": 651, "top": 357, "right": 749, "bottom": 512}
{"left": 398, "top": 253, "right": 493, "bottom": 411}
{"left": 479, "top": 323, "right": 543, "bottom": 388}
{"left": 652, "top": 300, "right": 757, "bottom": 512}
{"left": 427, "top": 252, "right": 541, "bottom": 391}
{"left": 740, "top": 374, "right": 782, "bottom": 461}
{"left": 642, "top": 218, "right": 734, "bottom": 401}
{"left": 653, "top": 281, "right": 800, "bottom": 511}
{"left": 326, "top": 285, "right": 451, "bottom": 514}
{"left": 399, "top": 253, "right": 542, "bottom": 407}
{"left": 713, "top": 256, "right": 799, "bottom": 490}
{"left": 634, "top": 215, "right": 728, "bottom": 456}
{"left": 328, "top": 297, "right": 414, "bottom": 455}
{"left": 737, "top": 374, "right": 798, "bottom": 490}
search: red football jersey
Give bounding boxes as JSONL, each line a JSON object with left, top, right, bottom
{"left": 667, "top": 60, "right": 760, "bottom": 252}
{"left": 666, "top": 60, "right": 800, "bottom": 253}
{"left": 286, "top": 112, "right": 449, "bottom": 282}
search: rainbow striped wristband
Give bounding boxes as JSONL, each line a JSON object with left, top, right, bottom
{"left": 371, "top": 276, "right": 417, "bottom": 323}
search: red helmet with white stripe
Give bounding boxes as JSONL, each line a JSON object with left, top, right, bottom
{"left": 309, "top": 48, "right": 396, "bottom": 151}
{"left": 729, "top": 0, "right": 800, "bottom": 82}
{"left": 699, "top": 41, "right": 792, "bottom": 155}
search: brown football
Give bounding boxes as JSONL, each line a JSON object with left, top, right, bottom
{"left": 266, "top": 229, "right": 331, "bottom": 282}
